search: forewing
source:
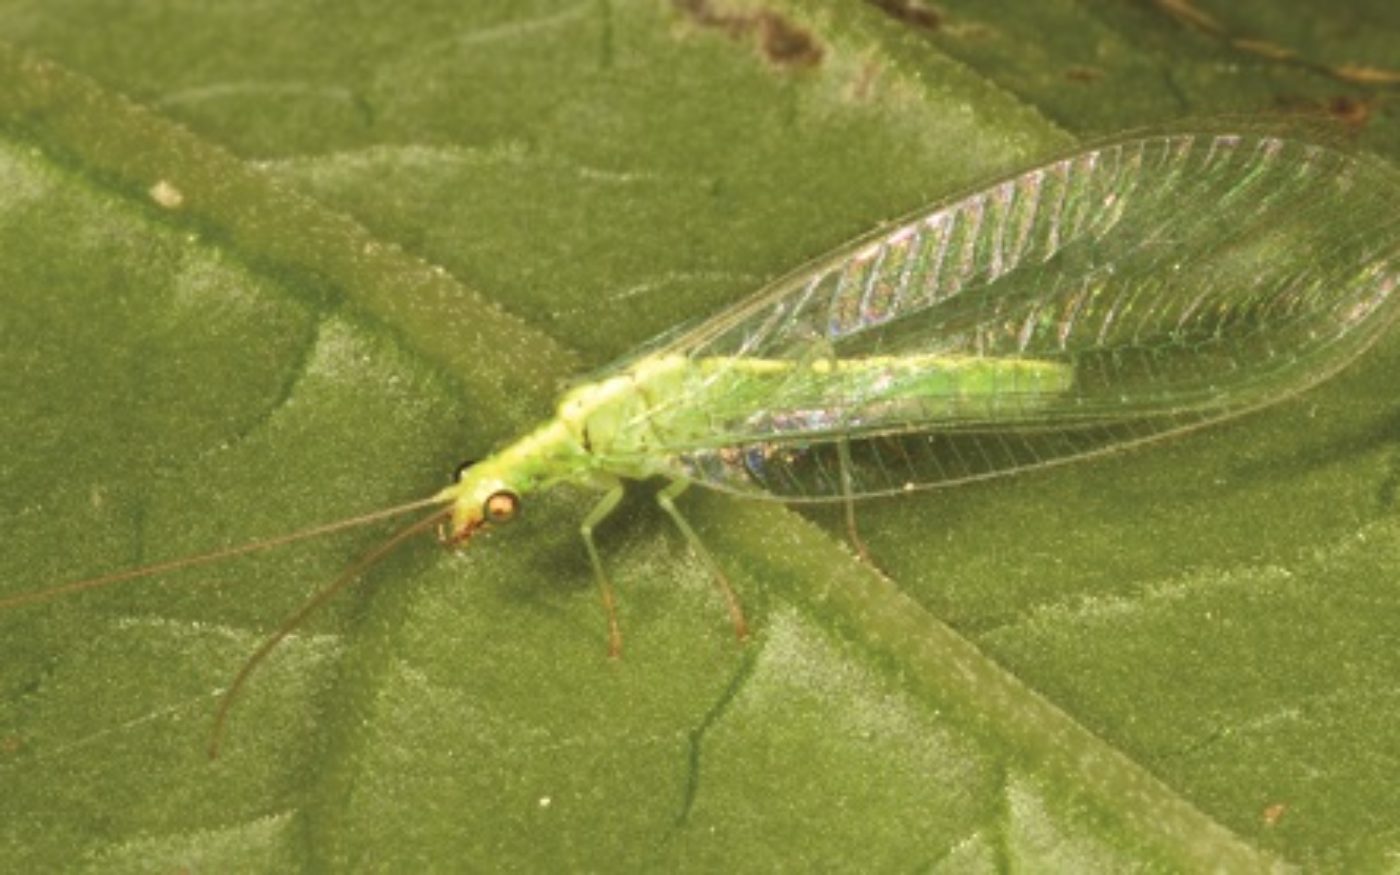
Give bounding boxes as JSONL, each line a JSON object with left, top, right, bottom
{"left": 614, "top": 132, "right": 1400, "bottom": 501}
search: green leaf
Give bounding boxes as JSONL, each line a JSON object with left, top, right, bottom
{"left": 3, "top": 1, "right": 1398, "bottom": 870}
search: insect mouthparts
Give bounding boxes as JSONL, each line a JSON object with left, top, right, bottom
{"left": 439, "top": 519, "right": 479, "bottom": 548}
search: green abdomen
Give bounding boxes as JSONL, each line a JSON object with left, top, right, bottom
{"left": 575, "top": 352, "right": 1073, "bottom": 460}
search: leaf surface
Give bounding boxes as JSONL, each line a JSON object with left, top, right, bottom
{"left": 2, "top": 1, "right": 1398, "bottom": 870}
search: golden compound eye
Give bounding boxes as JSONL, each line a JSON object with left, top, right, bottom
{"left": 483, "top": 490, "right": 520, "bottom": 523}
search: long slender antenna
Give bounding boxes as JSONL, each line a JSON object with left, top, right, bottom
{"left": 207, "top": 504, "right": 454, "bottom": 759}
{"left": 0, "top": 493, "right": 452, "bottom": 612}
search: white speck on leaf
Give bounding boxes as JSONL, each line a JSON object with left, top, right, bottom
{"left": 149, "top": 179, "right": 184, "bottom": 209}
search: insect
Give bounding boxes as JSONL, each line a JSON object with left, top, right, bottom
{"left": 7, "top": 129, "right": 1400, "bottom": 755}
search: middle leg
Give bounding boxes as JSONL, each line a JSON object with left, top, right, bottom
{"left": 655, "top": 479, "right": 749, "bottom": 642}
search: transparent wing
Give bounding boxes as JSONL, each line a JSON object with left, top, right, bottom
{"left": 608, "top": 132, "right": 1400, "bottom": 501}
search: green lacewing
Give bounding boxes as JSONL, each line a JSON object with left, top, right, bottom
{"left": 7, "top": 129, "right": 1400, "bottom": 753}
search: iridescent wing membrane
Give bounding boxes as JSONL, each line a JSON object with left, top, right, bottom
{"left": 613, "top": 133, "right": 1400, "bottom": 501}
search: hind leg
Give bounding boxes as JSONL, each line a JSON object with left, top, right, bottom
{"left": 836, "top": 436, "right": 875, "bottom": 564}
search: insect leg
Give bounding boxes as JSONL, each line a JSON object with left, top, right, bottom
{"left": 580, "top": 481, "right": 626, "bottom": 658}
{"left": 836, "top": 436, "right": 875, "bottom": 564}
{"left": 814, "top": 337, "right": 876, "bottom": 564}
{"left": 655, "top": 479, "right": 749, "bottom": 642}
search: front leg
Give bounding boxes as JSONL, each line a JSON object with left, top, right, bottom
{"left": 580, "top": 480, "right": 626, "bottom": 658}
